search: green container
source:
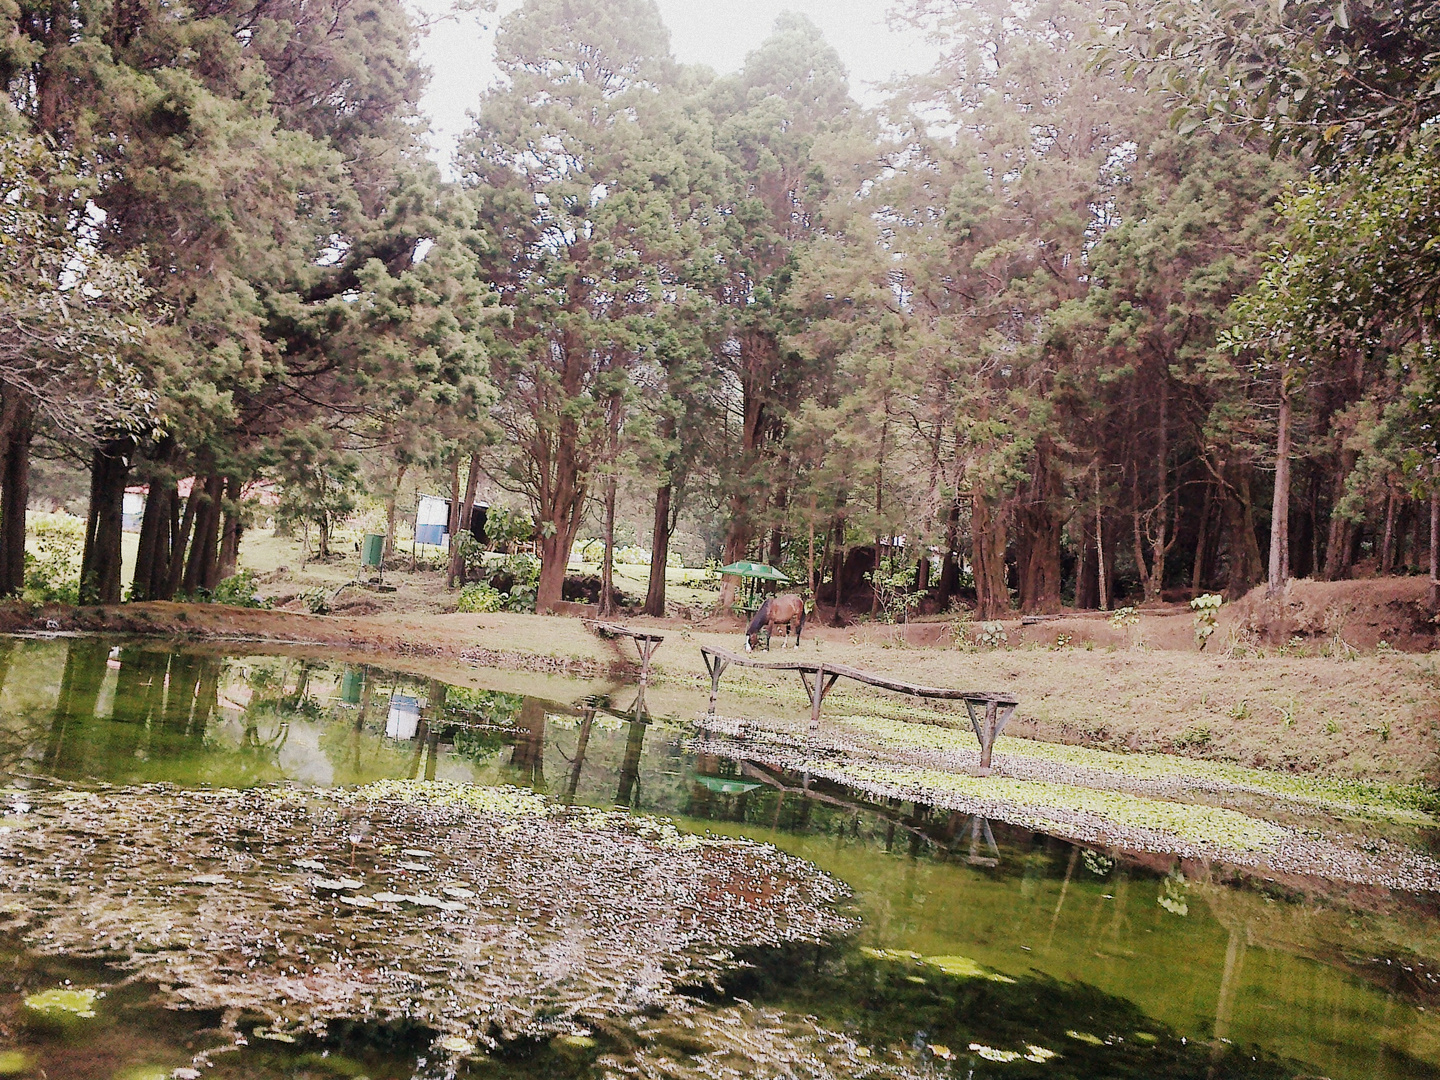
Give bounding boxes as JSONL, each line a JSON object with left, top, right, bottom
{"left": 339, "top": 667, "right": 363, "bottom": 705}
{"left": 361, "top": 533, "right": 384, "bottom": 568}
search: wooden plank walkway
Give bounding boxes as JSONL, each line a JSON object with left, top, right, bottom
{"left": 699, "top": 644, "right": 1019, "bottom": 774}
{"left": 587, "top": 621, "right": 664, "bottom": 685}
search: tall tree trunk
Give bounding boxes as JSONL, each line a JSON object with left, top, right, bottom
{"left": 1223, "top": 465, "right": 1264, "bottom": 598}
{"left": 1075, "top": 519, "right": 1098, "bottom": 609}
{"left": 1095, "top": 469, "right": 1109, "bottom": 611}
{"left": 718, "top": 337, "right": 772, "bottom": 611}
{"left": 1016, "top": 452, "right": 1062, "bottom": 614}
{"left": 182, "top": 474, "right": 223, "bottom": 595}
{"left": 166, "top": 485, "right": 199, "bottom": 599}
{"left": 1380, "top": 484, "right": 1398, "bottom": 576}
{"left": 130, "top": 442, "right": 172, "bottom": 601}
{"left": 599, "top": 471, "right": 618, "bottom": 618}
{"left": 1321, "top": 446, "right": 1358, "bottom": 581}
{"left": 829, "top": 514, "right": 846, "bottom": 623}
{"left": 1191, "top": 478, "right": 1214, "bottom": 597}
{"left": 643, "top": 481, "right": 671, "bottom": 617}
{"left": 448, "top": 456, "right": 480, "bottom": 588}
{"left": 806, "top": 496, "right": 818, "bottom": 601}
{"left": 0, "top": 393, "right": 34, "bottom": 597}
{"left": 536, "top": 510, "right": 582, "bottom": 614}
{"left": 383, "top": 462, "right": 407, "bottom": 561}
{"left": 131, "top": 453, "right": 175, "bottom": 602}
{"left": 1140, "top": 377, "right": 1175, "bottom": 601}
{"left": 1429, "top": 468, "right": 1439, "bottom": 613}
{"left": 971, "top": 491, "right": 1008, "bottom": 621}
{"left": 1267, "top": 390, "right": 1292, "bottom": 597}
{"left": 79, "top": 438, "right": 134, "bottom": 604}
{"left": 936, "top": 496, "right": 961, "bottom": 606}
{"left": 217, "top": 475, "right": 242, "bottom": 581}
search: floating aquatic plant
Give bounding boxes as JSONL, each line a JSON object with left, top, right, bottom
{"left": 0, "top": 781, "right": 851, "bottom": 1068}
{"left": 23, "top": 986, "right": 100, "bottom": 1018}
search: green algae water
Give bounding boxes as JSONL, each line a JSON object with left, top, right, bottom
{"left": 0, "top": 636, "right": 1438, "bottom": 1079}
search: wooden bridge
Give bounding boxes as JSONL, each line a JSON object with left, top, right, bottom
{"left": 699, "top": 644, "right": 1019, "bottom": 774}
{"left": 587, "top": 621, "right": 664, "bottom": 685}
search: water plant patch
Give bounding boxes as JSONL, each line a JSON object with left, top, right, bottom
{"left": 0, "top": 780, "right": 850, "bottom": 1070}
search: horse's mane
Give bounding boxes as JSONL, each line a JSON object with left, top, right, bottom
{"left": 745, "top": 598, "right": 771, "bottom": 636}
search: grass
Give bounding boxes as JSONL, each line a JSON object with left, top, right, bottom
{"left": 836, "top": 760, "right": 1290, "bottom": 852}
{"left": 826, "top": 711, "right": 1440, "bottom": 824}
{"left": 647, "top": 632, "right": 1440, "bottom": 785}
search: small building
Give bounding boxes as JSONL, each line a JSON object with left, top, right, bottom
{"left": 414, "top": 496, "right": 488, "bottom": 549}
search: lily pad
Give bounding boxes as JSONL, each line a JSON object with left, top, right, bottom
{"left": 23, "top": 987, "right": 100, "bottom": 1019}
{"left": 312, "top": 877, "right": 364, "bottom": 891}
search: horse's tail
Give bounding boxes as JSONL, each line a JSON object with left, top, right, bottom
{"left": 796, "top": 602, "right": 806, "bottom": 644}
{"left": 745, "top": 599, "right": 770, "bottom": 639}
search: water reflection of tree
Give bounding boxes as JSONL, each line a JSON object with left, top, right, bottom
{"left": 0, "top": 638, "right": 37, "bottom": 775}
{"left": 42, "top": 642, "right": 228, "bottom": 779}
{"left": 508, "top": 697, "right": 546, "bottom": 790}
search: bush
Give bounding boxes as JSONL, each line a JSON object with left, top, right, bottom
{"left": 300, "top": 587, "right": 331, "bottom": 615}
{"left": 503, "top": 584, "right": 536, "bottom": 613}
{"left": 499, "top": 552, "right": 540, "bottom": 590}
{"left": 206, "top": 571, "right": 271, "bottom": 609}
{"left": 457, "top": 582, "right": 505, "bottom": 613}
{"left": 23, "top": 513, "right": 84, "bottom": 604}
{"left": 615, "top": 544, "right": 650, "bottom": 565}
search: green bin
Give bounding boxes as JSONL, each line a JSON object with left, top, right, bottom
{"left": 361, "top": 533, "right": 384, "bottom": 568}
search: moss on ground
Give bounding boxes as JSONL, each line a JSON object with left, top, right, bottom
{"left": 829, "top": 712, "right": 1440, "bottom": 824}
{"left": 838, "top": 761, "right": 1288, "bottom": 852}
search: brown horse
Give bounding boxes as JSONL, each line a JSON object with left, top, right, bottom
{"left": 745, "top": 593, "right": 806, "bottom": 651}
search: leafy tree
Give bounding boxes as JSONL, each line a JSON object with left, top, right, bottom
{"left": 271, "top": 428, "right": 362, "bottom": 560}
{"left": 1099, "top": 0, "right": 1440, "bottom": 165}
{"left": 0, "top": 134, "right": 153, "bottom": 596}
{"left": 461, "top": 0, "right": 719, "bottom": 611}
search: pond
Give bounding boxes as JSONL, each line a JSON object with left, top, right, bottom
{"left": 0, "top": 636, "right": 1438, "bottom": 1080}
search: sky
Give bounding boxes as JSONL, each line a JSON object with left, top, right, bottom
{"left": 415, "top": 0, "right": 938, "bottom": 172}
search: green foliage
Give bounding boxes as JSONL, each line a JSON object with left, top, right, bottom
{"left": 175, "top": 571, "right": 273, "bottom": 609}
{"left": 0, "top": 137, "right": 154, "bottom": 439}
{"left": 499, "top": 553, "right": 540, "bottom": 591}
{"left": 271, "top": 430, "right": 363, "bottom": 560}
{"left": 457, "top": 582, "right": 504, "bottom": 613}
{"left": 1190, "top": 593, "right": 1223, "bottom": 650}
{"left": 299, "top": 588, "right": 332, "bottom": 615}
{"left": 1099, "top": 0, "right": 1440, "bottom": 165}
{"left": 23, "top": 514, "right": 84, "bottom": 604}
{"left": 866, "top": 555, "right": 922, "bottom": 624}
{"left": 974, "top": 622, "right": 1009, "bottom": 649}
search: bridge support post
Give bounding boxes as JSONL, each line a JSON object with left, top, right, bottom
{"left": 703, "top": 650, "right": 730, "bottom": 715}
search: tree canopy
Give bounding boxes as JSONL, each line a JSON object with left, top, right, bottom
{"left": 7, "top": 0, "right": 1437, "bottom": 617}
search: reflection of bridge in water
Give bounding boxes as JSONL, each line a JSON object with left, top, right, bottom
{"left": 383, "top": 679, "right": 655, "bottom": 808}
{"left": 689, "top": 733, "right": 1001, "bottom": 866}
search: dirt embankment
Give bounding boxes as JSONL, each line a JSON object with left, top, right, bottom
{"left": 4, "top": 601, "right": 632, "bottom": 679}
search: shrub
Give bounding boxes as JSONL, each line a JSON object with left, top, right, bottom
{"left": 866, "top": 554, "right": 922, "bottom": 624}
{"left": 503, "top": 584, "right": 537, "bottom": 613}
{"left": 457, "top": 582, "right": 504, "bottom": 613}
{"left": 1190, "top": 593, "right": 1223, "bottom": 650}
{"left": 23, "top": 513, "right": 85, "bottom": 604}
{"left": 300, "top": 587, "right": 331, "bottom": 615}
{"left": 500, "top": 552, "right": 540, "bottom": 590}
{"left": 207, "top": 571, "right": 271, "bottom": 609}
{"left": 975, "top": 621, "right": 1009, "bottom": 648}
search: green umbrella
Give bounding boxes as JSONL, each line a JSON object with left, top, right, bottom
{"left": 714, "top": 560, "right": 791, "bottom": 583}
{"left": 694, "top": 775, "right": 763, "bottom": 795}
